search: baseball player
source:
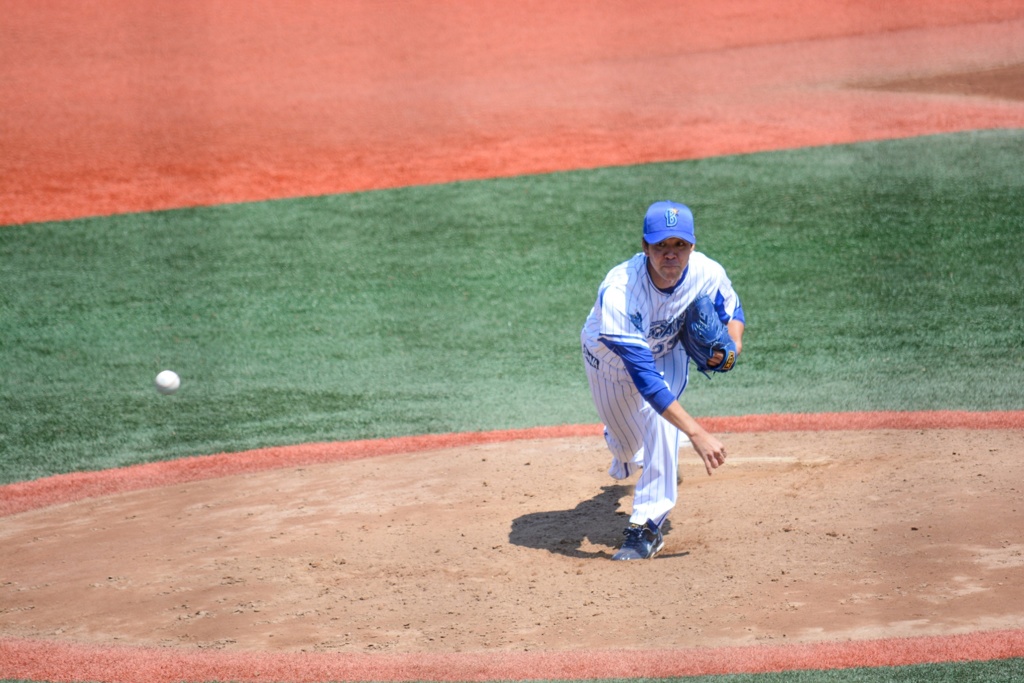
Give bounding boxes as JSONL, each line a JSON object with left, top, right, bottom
{"left": 581, "top": 200, "right": 745, "bottom": 560}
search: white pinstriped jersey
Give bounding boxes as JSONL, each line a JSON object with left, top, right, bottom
{"left": 581, "top": 250, "right": 741, "bottom": 379}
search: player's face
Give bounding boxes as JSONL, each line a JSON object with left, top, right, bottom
{"left": 643, "top": 238, "right": 693, "bottom": 289}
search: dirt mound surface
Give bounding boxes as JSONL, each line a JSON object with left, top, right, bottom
{"left": 3, "top": 429, "right": 1021, "bottom": 654}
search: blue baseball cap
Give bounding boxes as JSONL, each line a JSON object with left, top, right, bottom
{"left": 643, "top": 201, "right": 695, "bottom": 245}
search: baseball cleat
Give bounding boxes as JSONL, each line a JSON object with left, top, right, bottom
{"left": 611, "top": 519, "right": 664, "bottom": 560}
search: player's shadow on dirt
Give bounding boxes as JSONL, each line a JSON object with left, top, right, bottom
{"left": 508, "top": 484, "right": 679, "bottom": 559}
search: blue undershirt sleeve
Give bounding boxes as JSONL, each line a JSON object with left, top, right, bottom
{"left": 601, "top": 340, "right": 677, "bottom": 414}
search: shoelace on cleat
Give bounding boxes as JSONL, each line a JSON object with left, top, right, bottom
{"left": 620, "top": 525, "right": 646, "bottom": 550}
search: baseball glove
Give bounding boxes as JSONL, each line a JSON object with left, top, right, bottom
{"left": 678, "top": 294, "right": 737, "bottom": 377}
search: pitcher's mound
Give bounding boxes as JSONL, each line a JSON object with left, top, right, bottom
{"left": 2, "top": 429, "right": 1022, "bottom": 653}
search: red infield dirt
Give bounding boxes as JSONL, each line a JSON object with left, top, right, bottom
{"left": 2, "top": 0, "right": 1024, "bottom": 226}
{"left": 2, "top": 1, "right": 1024, "bottom": 682}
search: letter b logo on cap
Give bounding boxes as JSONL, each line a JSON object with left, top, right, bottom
{"left": 665, "top": 208, "right": 679, "bottom": 227}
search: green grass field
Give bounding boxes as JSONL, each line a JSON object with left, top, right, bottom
{"left": 1, "top": 131, "right": 1023, "bottom": 682}
{"left": 1, "top": 130, "right": 1022, "bottom": 486}
{"left": 609, "top": 658, "right": 1024, "bottom": 682}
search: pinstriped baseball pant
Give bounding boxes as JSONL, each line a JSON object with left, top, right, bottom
{"left": 584, "top": 348, "right": 690, "bottom": 528}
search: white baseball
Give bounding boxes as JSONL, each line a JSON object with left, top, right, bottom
{"left": 155, "top": 370, "right": 181, "bottom": 395}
